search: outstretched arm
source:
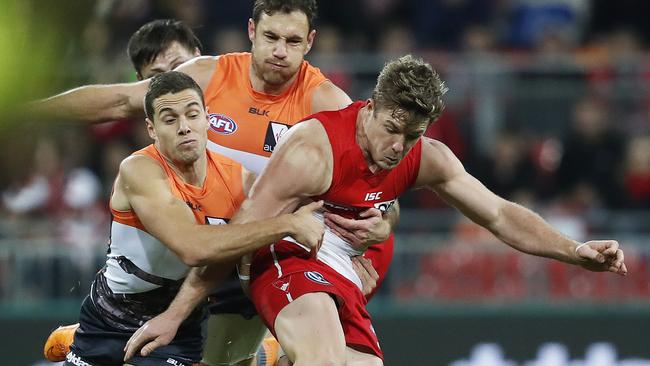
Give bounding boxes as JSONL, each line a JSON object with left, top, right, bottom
{"left": 27, "top": 56, "right": 218, "bottom": 123}
{"left": 416, "top": 138, "right": 627, "bottom": 275}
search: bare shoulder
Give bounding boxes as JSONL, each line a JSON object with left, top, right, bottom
{"left": 263, "top": 118, "right": 332, "bottom": 196}
{"left": 118, "top": 154, "right": 166, "bottom": 188}
{"left": 415, "top": 137, "right": 465, "bottom": 187}
{"left": 283, "top": 118, "right": 330, "bottom": 149}
{"left": 175, "top": 55, "right": 220, "bottom": 90}
{"left": 312, "top": 80, "right": 352, "bottom": 113}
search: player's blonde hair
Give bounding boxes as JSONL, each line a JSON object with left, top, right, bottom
{"left": 372, "top": 55, "right": 448, "bottom": 126}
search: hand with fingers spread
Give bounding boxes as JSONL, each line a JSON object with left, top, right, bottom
{"left": 324, "top": 208, "right": 390, "bottom": 252}
{"left": 289, "top": 200, "right": 326, "bottom": 257}
{"left": 352, "top": 256, "right": 379, "bottom": 296}
{"left": 575, "top": 240, "right": 628, "bottom": 275}
{"left": 123, "top": 311, "right": 182, "bottom": 362}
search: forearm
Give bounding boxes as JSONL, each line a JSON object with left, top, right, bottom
{"left": 29, "top": 84, "right": 141, "bottom": 122}
{"left": 488, "top": 201, "right": 580, "bottom": 264}
{"left": 189, "top": 214, "right": 296, "bottom": 266}
{"left": 166, "top": 264, "right": 231, "bottom": 321}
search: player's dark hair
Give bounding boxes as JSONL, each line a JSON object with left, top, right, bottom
{"left": 252, "top": 0, "right": 317, "bottom": 30}
{"left": 144, "top": 71, "right": 205, "bottom": 120}
{"left": 372, "top": 55, "right": 448, "bottom": 127}
{"left": 127, "top": 19, "right": 202, "bottom": 75}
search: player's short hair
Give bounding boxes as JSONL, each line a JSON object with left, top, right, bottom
{"left": 127, "top": 19, "right": 202, "bottom": 75}
{"left": 372, "top": 55, "right": 448, "bottom": 126}
{"left": 144, "top": 71, "right": 205, "bottom": 120}
{"left": 252, "top": 0, "right": 317, "bottom": 30}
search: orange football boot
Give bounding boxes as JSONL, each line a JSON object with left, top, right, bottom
{"left": 43, "top": 323, "right": 79, "bottom": 362}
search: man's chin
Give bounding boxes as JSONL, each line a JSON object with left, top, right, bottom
{"left": 263, "top": 71, "right": 292, "bottom": 85}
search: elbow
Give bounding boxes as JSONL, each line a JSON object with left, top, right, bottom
{"left": 179, "top": 248, "right": 232, "bottom": 267}
{"left": 178, "top": 249, "right": 211, "bottom": 267}
{"left": 484, "top": 200, "right": 510, "bottom": 236}
{"left": 104, "top": 97, "right": 133, "bottom": 121}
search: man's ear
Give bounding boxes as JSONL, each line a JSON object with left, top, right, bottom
{"left": 146, "top": 117, "right": 156, "bottom": 140}
{"left": 305, "top": 29, "right": 316, "bottom": 55}
{"left": 248, "top": 18, "right": 256, "bottom": 43}
{"left": 366, "top": 98, "right": 374, "bottom": 113}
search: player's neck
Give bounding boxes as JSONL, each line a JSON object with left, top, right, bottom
{"left": 356, "top": 106, "right": 381, "bottom": 174}
{"left": 167, "top": 153, "right": 208, "bottom": 188}
{"left": 249, "top": 65, "right": 298, "bottom": 95}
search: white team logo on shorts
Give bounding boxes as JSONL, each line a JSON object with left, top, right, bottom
{"left": 304, "top": 271, "right": 331, "bottom": 285}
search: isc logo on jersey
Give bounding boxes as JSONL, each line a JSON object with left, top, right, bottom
{"left": 364, "top": 192, "right": 396, "bottom": 212}
{"left": 263, "top": 121, "right": 290, "bottom": 152}
{"left": 209, "top": 114, "right": 237, "bottom": 135}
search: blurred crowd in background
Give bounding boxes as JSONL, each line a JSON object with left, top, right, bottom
{"left": 1, "top": 0, "right": 649, "bottom": 305}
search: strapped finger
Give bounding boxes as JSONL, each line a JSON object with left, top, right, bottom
{"left": 577, "top": 244, "right": 606, "bottom": 263}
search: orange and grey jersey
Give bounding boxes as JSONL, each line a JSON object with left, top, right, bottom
{"left": 204, "top": 52, "right": 328, "bottom": 175}
{"left": 104, "top": 144, "right": 244, "bottom": 294}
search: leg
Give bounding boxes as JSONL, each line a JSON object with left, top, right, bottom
{"left": 274, "top": 292, "right": 346, "bottom": 366}
{"left": 346, "top": 347, "right": 383, "bottom": 366}
{"left": 201, "top": 314, "right": 268, "bottom": 366}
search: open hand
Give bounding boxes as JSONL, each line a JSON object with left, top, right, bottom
{"left": 123, "top": 311, "right": 182, "bottom": 361}
{"left": 324, "top": 208, "right": 390, "bottom": 252}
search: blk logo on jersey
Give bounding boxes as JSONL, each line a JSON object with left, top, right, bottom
{"left": 249, "top": 107, "right": 270, "bottom": 117}
{"left": 263, "top": 121, "right": 290, "bottom": 152}
{"left": 209, "top": 114, "right": 237, "bottom": 135}
{"left": 304, "top": 271, "right": 332, "bottom": 286}
{"left": 186, "top": 201, "right": 202, "bottom": 211}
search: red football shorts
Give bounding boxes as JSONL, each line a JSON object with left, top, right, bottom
{"left": 250, "top": 240, "right": 383, "bottom": 359}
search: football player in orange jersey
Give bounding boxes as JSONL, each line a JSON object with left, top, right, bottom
{"left": 44, "top": 18, "right": 203, "bottom": 364}
{"left": 59, "top": 70, "right": 326, "bottom": 366}
{"left": 36, "top": 4, "right": 388, "bottom": 365}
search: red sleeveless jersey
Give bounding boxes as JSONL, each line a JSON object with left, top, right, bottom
{"left": 311, "top": 101, "right": 422, "bottom": 217}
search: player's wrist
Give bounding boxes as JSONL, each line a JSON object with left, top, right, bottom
{"left": 283, "top": 213, "right": 300, "bottom": 237}
{"left": 572, "top": 241, "right": 587, "bottom": 263}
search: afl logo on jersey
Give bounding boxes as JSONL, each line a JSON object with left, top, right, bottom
{"left": 209, "top": 114, "right": 237, "bottom": 135}
{"left": 304, "top": 271, "right": 331, "bottom": 286}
